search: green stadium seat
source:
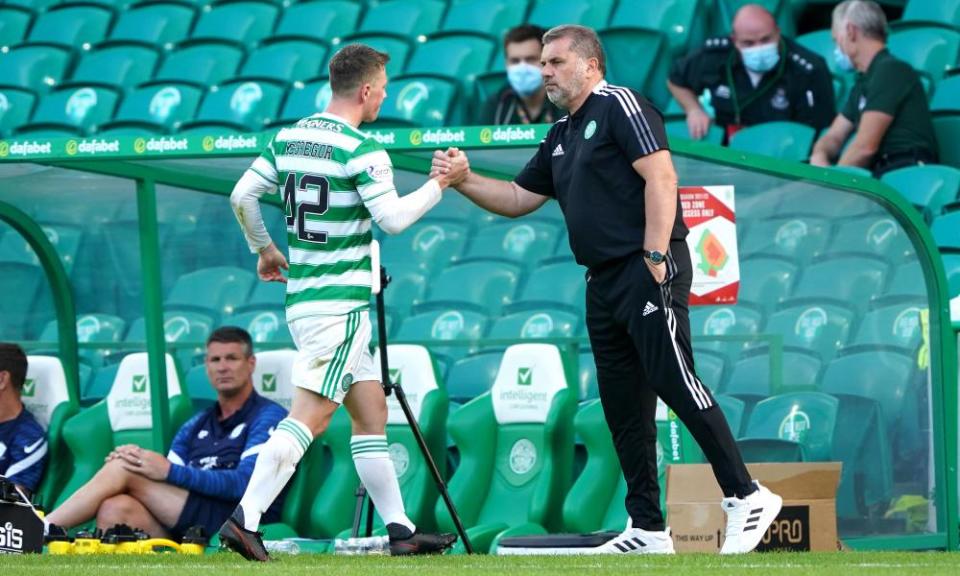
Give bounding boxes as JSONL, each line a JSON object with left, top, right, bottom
{"left": 724, "top": 348, "right": 821, "bottom": 402}
{"left": 358, "top": 0, "right": 447, "bottom": 39}
{"left": 598, "top": 28, "right": 672, "bottom": 108}
{"left": 151, "top": 41, "right": 246, "bottom": 88}
{"left": 404, "top": 33, "right": 496, "bottom": 90}
{"left": 0, "top": 222, "right": 80, "bottom": 272}
{"left": 0, "top": 88, "right": 37, "bottom": 137}
{"left": 487, "top": 308, "right": 581, "bottom": 340}
{"left": 165, "top": 266, "right": 256, "bottom": 319}
{"left": 273, "top": 1, "right": 362, "bottom": 42}
{"left": 66, "top": 43, "right": 161, "bottom": 91}
{"left": 790, "top": 255, "right": 889, "bottom": 314}
{"left": 729, "top": 121, "right": 816, "bottom": 161}
{"left": 464, "top": 221, "right": 561, "bottom": 266}
{"left": 881, "top": 164, "right": 960, "bottom": 221}
{"left": 689, "top": 304, "right": 763, "bottom": 341}
{"left": 16, "top": 86, "right": 119, "bottom": 137}
{"left": 829, "top": 392, "right": 893, "bottom": 519}
{"left": 230, "top": 309, "right": 294, "bottom": 345}
{"left": 272, "top": 78, "right": 331, "bottom": 126}
{"left": 609, "top": 0, "right": 706, "bottom": 56}
{"left": 184, "top": 364, "right": 217, "bottom": 413}
{"left": 381, "top": 262, "right": 428, "bottom": 320}
{"left": 738, "top": 391, "right": 839, "bottom": 462}
{"left": 126, "top": 311, "right": 216, "bottom": 371}
{"left": 39, "top": 314, "right": 127, "bottom": 368}
{"left": 108, "top": 2, "right": 197, "bottom": 48}
{"left": 335, "top": 33, "right": 412, "bottom": 77}
{"left": 820, "top": 349, "right": 920, "bottom": 460}
{"left": 396, "top": 308, "right": 488, "bottom": 360}
{"left": 238, "top": 280, "right": 287, "bottom": 313}
{"left": 441, "top": 0, "right": 527, "bottom": 37}
{"left": 376, "top": 75, "right": 461, "bottom": 127}
{"left": 740, "top": 215, "right": 831, "bottom": 263}
{"left": 54, "top": 353, "right": 194, "bottom": 508}
{"left": 577, "top": 351, "right": 597, "bottom": 401}
{"left": 527, "top": 0, "right": 615, "bottom": 29}
{"left": 369, "top": 344, "right": 449, "bottom": 530}
{"left": 933, "top": 115, "right": 960, "bottom": 168}
{"left": 70, "top": 0, "right": 138, "bottom": 10}
{"left": 436, "top": 344, "right": 576, "bottom": 553}
{"left": 716, "top": 393, "right": 746, "bottom": 437}
{"left": 446, "top": 350, "right": 502, "bottom": 406}
{"left": 26, "top": 4, "right": 113, "bottom": 50}
{"left": 942, "top": 253, "right": 960, "bottom": 297}
{"left": 930, "top": 75, "right": 960, "bottom": 114}
{"left": 5, "top": 0, "right": 58, "bottom": 10}
{"left": 428, "top": 193, "right": 488, "bottom": 224}
{"left": 182, "top": 80, "right": 285, "bottom": 132}
{"left": 829, "top": 215, "right": 915, "bottom": 262}
{"left": 901, "top": 0, "right": 960, "bottom": 27}
{"left": 82, "top": 364, "right": 118, "bottom": 407}
{"left": 665, "top": 119, "right": 725, "bottom": 144}
{"left": 0, "top": 6, "right": 33, "bottom": 48}
{"left": 22, "top": 356, "right": 80, "bottom": 510}
{"left": 512, "top": 259, "right": 585, "bottom": 311}
{"left": 0, "top": 45, "right": 73, "bottom": 93}
{"left": 560, "top": 400, "right": 620, "bottom": 532}
{"left": 420, "top": 261, "right": 520, "bottom": 315}
{"left": 380, "top": 220, "right": 469, "bottom": 273}
{"left": 888, "top": 28, "right": 960, "bottom": 82}
{"left": 885, "top": 262, "right": 928, "bottom": 299}
{"left": 931, "top": 210, "right": 960, "bottom": 250}
{"left": 693, "top": 347, "right": 727, "bottom": 393}
{"left": 238, "top": 39, "right": 327, "bottom": 84}
{"left": 763, "top": 302, "right": 855, "bottom": 362}
{"left": 101, "top": 83, "right": 204, "bottom": 134}
{"left": 854, "top": 299, "right": 925, "bottom": 349}
{"left": 189, "top": 0, "right": 279, "bottom": 47}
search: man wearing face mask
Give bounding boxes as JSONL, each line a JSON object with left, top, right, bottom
{"left": 668, "top": 3, "right": 834, "bottom": 142}
{"left": 482, "top": 24, "right": 561, "bottom": 125}
{"left": 810, "top": 0, "right": 937, "bottom": 176}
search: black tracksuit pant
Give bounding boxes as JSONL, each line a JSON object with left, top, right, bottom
{"left": 585, "top": 240, "right": 754, "bottom": 531}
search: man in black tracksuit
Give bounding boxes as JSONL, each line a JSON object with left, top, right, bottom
{"left": 432, "top": 24, "right": 782, "bottom": 555}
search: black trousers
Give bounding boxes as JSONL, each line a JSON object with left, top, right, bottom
{"left": 585, "top": 240, "right": 754, "bottom": 531}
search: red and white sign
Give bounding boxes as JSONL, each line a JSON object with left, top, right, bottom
{"left": 681, "top": 186, "right": 739, "bottom": 305}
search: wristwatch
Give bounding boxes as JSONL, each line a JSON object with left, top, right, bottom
{"left": 644, "top": 250, "right": 666, "bottom": 265}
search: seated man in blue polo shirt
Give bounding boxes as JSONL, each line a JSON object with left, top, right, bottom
{"left": 46, "top": 327, "right": 288, "bottom": 539}
{"left": 0, "top": 343, "right": 48, "bottom": 499}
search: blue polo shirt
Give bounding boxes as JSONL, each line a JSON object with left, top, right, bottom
{"left": 0, "top": 405, "right": 47, "bottom": 494}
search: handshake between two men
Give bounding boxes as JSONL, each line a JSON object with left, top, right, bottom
{"left": 431, "top": 148, "right": 471, "bottom": 190}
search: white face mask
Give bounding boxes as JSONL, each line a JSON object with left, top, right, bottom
{"left": 507, "top": 62, "right": 544, "bottom": 97}
{"left": 739, "top": 41, "right": 781, "bottom": 73}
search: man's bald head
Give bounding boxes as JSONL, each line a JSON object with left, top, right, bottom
{"left": 732, "top": 4, "right": 780, "bottom": 49}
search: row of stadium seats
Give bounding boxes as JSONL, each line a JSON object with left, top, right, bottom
{"left": 24, "top": 343, "right": 918, "bottom": 546}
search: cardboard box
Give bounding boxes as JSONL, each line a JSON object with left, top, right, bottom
{"left": 666, "top": 462, "right": 842, "bottom": 553}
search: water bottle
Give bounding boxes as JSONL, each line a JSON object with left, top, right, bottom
{"left": 333, "top": 535, "right": 390, "bottom": 555}
{"left": 263, "top": 539, "right": 301, "bottom": 554}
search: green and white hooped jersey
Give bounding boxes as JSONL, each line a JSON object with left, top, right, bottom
{"left": 250, "top": 112, "right": 396, "bottom": 320}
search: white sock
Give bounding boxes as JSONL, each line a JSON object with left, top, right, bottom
{"left": 238, "top": 417, "right": 312, "bottom": 531}
{"left": 351, "top": 435, "right": 415, "bottom": 532}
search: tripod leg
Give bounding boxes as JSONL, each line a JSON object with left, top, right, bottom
{"left": 351, "top": 484, "right": 367, "bottom": 538}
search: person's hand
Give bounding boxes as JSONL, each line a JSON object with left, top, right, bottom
{"left": 686, "top": 108, "right": 711, "bottom": 140}
{"left": 431, "top": 148, "right": 470, "bottom": 188}
{"left": 257, "top": 242, "right": 288, "bottom": 283}
{"left": 809, "top": 150, "right": 831, "bottom": 167}
{"left": 113, "top": 445, "right": 171, "bottom": 482}
{"left": 646, "top": 259, "right": 667, "bottom": 285}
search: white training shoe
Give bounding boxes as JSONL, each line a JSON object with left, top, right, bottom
{"left": 595, "top": 519, "right": 676, "bottom": 555}
{"left": 720, "top": 481, "right": 783, "bottom": 554}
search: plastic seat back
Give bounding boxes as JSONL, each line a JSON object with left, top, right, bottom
{"left": 23, "top": 356, "right": 79, "bottom": 509}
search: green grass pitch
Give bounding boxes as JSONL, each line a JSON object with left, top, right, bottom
{"left": 4, "top": 552, "right": 960, "bottom": 576}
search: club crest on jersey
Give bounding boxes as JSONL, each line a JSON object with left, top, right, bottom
{"left": 584, "top": 120, "right": 597, "bottom": 139}
{"left": 367, "top": 164, "right": 392, "bottom": 182}
{"left": 341, "top": 373, "right": 354, "bottom": 392}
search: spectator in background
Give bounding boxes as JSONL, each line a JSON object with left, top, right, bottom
{"left": 45, "top": 327, "right": 287, "bottom": 540}
{"left": 668, "top": 3, "right": 834, "bottom": 142}
{"left": 0, "top": 343, "right": 47, "bottom": 499}
{"left": 482, "top": 24, "right": 562, "bottom": 125}
{"left": 810, "top": 0, "right": 937, "bottom": 176}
